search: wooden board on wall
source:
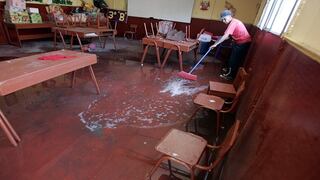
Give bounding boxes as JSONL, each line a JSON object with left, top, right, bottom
{"left": 0, "top": 4, "right": 8, "bottom": 44}
{"left": 127, "top": 0, "right": 195, "bottom": 23}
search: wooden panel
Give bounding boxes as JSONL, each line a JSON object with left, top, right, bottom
{"left": 13, "top": 22, "right": 53, "bottom": 29}
{"left": 19, "top": 33, "right": 52, "bottom": 40}
{"left": 0, "top": 4, "right": 8, "bottom": 44}
{"left": 222, "top": 41, "right": 320, "bottom": 179}
{"left": 237, "top": 30, "right": 283, "bottom": 126}
{"left": 116, "top": 16, "right": 254, "bottom": 39}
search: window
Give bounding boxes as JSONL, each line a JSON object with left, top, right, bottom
{"left": 257, "top": 0, "right": 301, "bottom": 35}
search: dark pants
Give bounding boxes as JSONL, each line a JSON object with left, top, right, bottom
{"left": 227, "top": 42, "right": 251, "bottom": 78}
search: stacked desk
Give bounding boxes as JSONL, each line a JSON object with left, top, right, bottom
{"left": 52, "top": 27, "right": 117, "bottom": 51}
{"left": 141, "top": 36, "right": 198, "bottom": 71}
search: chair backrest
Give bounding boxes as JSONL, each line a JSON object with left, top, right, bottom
{"left": 213, "top": 120, "right": 240, "bottom": 166}
{"left": 233, "top": 67, "right": 248, "bottom": 90}
{"left": 108, "top": 20, "right": 118, "bottom": 30}
{"left": 130, "top": 24, "right": 138, "bottom": 32}
{"left": 222, "top": 81, "right": 246, "bottom": 113}
{"left": 208, "top": 120, "right": 240, "bottom": 170}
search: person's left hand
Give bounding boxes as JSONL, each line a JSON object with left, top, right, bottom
{"left": 210, "top": 44, "right": 217, "bottom": 49}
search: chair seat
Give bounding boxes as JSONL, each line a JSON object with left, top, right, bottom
{"left": 209, "top": 81, "right": 236, "bottom": 98}
{"left": 156, "top": 129, "right": 207, "bottom": 166}
{"left": 193, "top": 93, "right": 225, "bottom": 110}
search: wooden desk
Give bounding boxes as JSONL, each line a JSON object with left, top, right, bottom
{"left": 52, "top": 26, "right": 117, "bottom": 51}
{"left": 161, "top": 39, "right": 198, "bottom": 71}
{"left": 208, "top": 81, "right": 236, "bottom": 98}
{"left": 0, "top": 50, "right": 100, "bottom": 146}
{"left": 141, "top": 36, "right": 164, "bottom": 67}
{"left": 141, "top": 36, "right": 198, "bottom": 71}
{"left": 5, "top": 22, "right": 54, "bottom": 47}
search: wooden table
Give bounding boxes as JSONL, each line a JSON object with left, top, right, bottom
{"left": 141, "top": 36, "right": 198, "bottom": 71}
{"left": 52, "top": 27, "right": 117, "bottom": 51}
{"left": 0, "top": 50, "right": 100, "bottom": 146}
{"left": 5, "top": 22, "right": 54, "bottom": 47}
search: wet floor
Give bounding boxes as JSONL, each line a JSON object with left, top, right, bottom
{"left": 0, "top": 38, "right": 227, "bottom": 179}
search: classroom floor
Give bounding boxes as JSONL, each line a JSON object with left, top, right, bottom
{"left": 0, "top": 38, "right": 230, "bottom": 179}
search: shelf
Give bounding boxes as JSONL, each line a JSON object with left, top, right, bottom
{"left": 0, "top": 1, "right": 80, "bottom": 7}
{"left": 19, "top": 33, "right": 52, "bottom": 40}
{"left": 26, "top": 1, "right": 80, "bottom": 7}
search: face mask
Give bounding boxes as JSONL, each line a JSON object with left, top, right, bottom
{"left": 221, "top": 17, "right": 227, "bottom": 23}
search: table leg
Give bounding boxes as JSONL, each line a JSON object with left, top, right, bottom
{"left": 53, "top": 30, "right": 57, "bottom": 49}
{"left": 216, "top": 111, "right": 220, "bottom": 142}
{"left": 141, "top": 45, "right": 150, "bottom": 67}
{"left": 161, "top": 49, "right": 173, "bottom": 69}
{"left": 146, "top": 156, "right": 167, "bottom": 179}
{"left": 88, "top": 66, "right": 101, "bottom": 95}
{"left": 168, "top": 160, "right": 173, "bottom": 177}
{"left": 76, "top": 33, "right": 84, "bottom": 52}
{"left": 70, "top": 35, "right": 74, "bottom": 49}
{"left": 97, "top": 34, "right": 103, "bottom": 48}
{"left": 0, "top": 110, "right": 20, "bottom": 142}
{"left": 0, "top": 110, "right": 19, "bottom": 146}
{"left": 71, "top": 71, "right": 76, "bottom": 88}
{"left": 58, "top": 30, "right": 66, "bottom": 49}
{"left": 178, "top": 50, "right": 183, "bottom": 71}
{"left": 155, "top": 45, "right": 161, "bottom": 67}
{"left": 113, "top": 34, "right": 117, "bottom": 50}
{"left": 15, "top": 26, "right": 22, "bottom": 48}
{"left": 0, "top": 118, "right": 17, "bottom": 146}
{"left": 161, "top": 48, "right": 166, "bottom": 58}
{"left": 103, "top": 36, "right": 107, "bottom": 49}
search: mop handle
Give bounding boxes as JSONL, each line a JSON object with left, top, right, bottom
{"left": 189, "top": 47, "right": 212, "bottom": 74}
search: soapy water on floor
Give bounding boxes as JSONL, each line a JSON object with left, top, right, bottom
{"left": 78, "top": 77, "right": 207, "bottom": 131}
{"left": 160, "top": 78, "right": 207, "bottom": 96}
{"left": 79, "top": 73, "right": 207, "bottom": 131}
{"left": 78, "top": 95, "right": 194, "bottom": 131}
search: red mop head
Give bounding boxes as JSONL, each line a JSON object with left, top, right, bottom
{"left": 177, "top": 71, "right": 197, "bottom": 81}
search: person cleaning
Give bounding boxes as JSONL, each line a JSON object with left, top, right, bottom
{"left": 210, "top": 10, "right": 251, "bottom": 80}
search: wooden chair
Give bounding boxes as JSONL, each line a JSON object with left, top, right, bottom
{"left": 140, "top": 23, "right": 162, "bottom": 67}
{"left": 186, "top": 81, "right": 245, "bottom": 138}
{"left": 100, "top": 20, "right": 118, "bottom": 50}
{"left": 124, "top": 24, "right": 138, "bottom": 39}
{"left": 146, "top": 120, "right": 240, "bottom": 180}
{"left": 207, "top": 67, "right": 248, "bottom": 98}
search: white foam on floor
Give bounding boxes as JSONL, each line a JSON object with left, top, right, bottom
{"left": 160, "top": 78, "right": 207, "bottom": 96}
{"left": 78, "top": 95, "right": 193, "bottom": 131}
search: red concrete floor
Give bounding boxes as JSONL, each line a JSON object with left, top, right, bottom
{"left": 0, "top": 39, "right": 227, "bottom": 179}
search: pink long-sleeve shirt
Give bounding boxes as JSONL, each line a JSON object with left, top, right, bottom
{"left": 224, "top": 18, "right": 251, "bottom": 44}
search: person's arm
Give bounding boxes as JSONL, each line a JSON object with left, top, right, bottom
{"left": 210, "top": 18, "right": 236, "bottom": 49}
{"left": 210, "top": 34, "right": 230, "bottom": 49}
